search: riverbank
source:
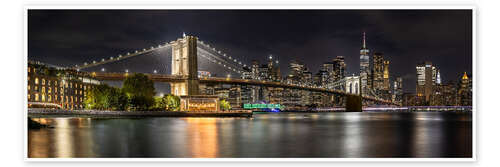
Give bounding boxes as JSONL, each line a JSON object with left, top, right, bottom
{"left": 28, "top": 108, "right": 253, "bottom": 118}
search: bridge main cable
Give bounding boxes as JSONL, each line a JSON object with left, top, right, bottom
{"left": 73, "top": 42, "right": 172, "bottom": 70}
{"left": 197, "top": 40, "right": 249, "bottom": 68}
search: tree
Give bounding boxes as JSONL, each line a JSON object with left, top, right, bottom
{"left": 84, "top": 84, "right": 128, "bottom": 110}
{"left": 220, "top": 99, "right": 231, "bottom": 111}
{"left": 108, "top": 88, "right": 128, "bottom": 110}
{"left": 152, "top": 94, "right": 180, "bottom": 111}
{"left": 164, "top": 94, "right": 180, "bottom": 111}
{"left": 122, "top": 73, "right": 155, "bottom": 111}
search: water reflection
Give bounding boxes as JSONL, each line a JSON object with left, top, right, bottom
{"left": 184, "top": 118, "right": 219, "bottom": 158}
{"left": 29, "top": 118, "right": 95, "bottom": 158}
{"left": 28, "top": 112, "right": 472, "bottom": 158}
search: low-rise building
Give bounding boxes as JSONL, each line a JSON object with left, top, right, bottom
{"left": 27, "top": 61, "right": 100, "bottom": 110}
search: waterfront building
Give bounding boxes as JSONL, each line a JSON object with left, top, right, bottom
{"left": 179, "top": 95, "right": 220, "bottom": 112}
{"left": 332, "top": 56, "right": 346, "bottom": 82}
{"left": 258, "top": 65, "right": 270, "bottom": 81}
{"left": 458, "top": 72, "right": 472, "bottom": 106}
{"left": 251, "top": 60, "right": 260, "bottom": 80}
{"left": 241, "top": 67, "right": 252, "bottom": 79}
{"left": 27, "top": 61, "right": 100, "bottom": 110}
{"left": 303, "top": 70, "right": 313, "bottom": 87}
{"left": 372, "top": 52, "right": 384, "bottom": 91}
{"left": 431, "top": 81, "right": 457, "bottom": 106}
{"left": 240, "top": 85, "right": 254, "bottom": 104}
{"left": 360, "top": 32, "right": 370, "bottom": 95}
{"left": 322, "top": 62, "right": 335, "bottom": 88}
{"left": 416, "top": 61, "right": 440, "bottom": 104}
{"left": 288, "top": 60, "right": 305, "bottom": 85}
{"left": 383, "top": 60, "right": 390, "bottom": 90}
{"left": 392, "top": 77, "right": 403, "bottom": 104}
{"left": 269, "top": 55, "right": 281, "bottom": 82}
{"left": 402, "top": 93, "right": 418, "bottom": 106}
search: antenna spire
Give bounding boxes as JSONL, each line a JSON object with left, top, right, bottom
{"left": 362, "top": 31, "right": 366, "bottom": 49}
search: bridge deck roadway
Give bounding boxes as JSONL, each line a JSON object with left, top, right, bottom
{"left": 90, "top": 72, "right": 394, "bottom": 104}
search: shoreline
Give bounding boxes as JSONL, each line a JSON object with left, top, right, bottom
{"left": 28, "top": 108, "right": 253, "bottom": 118}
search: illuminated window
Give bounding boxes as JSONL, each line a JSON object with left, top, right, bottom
{"left": 41, "top": 95, "right": 45, "bottom": 102}
{"left": 35, "top": 78, "right": 39, "bottom": 84}
{"left": 55, "top": 88, "right": 57, "bottom": 93}
{"left": 35, "top": 86, "right": 38, "bottom": 91}
{"left": 42, "top": 87, "right": 45, "bottom": 93}
{"left": 42, "top": 79, "right": 45, "bottom": 85}
{"left": 80, "top": 90, "right": 82, "bottom": 95}
{"left": 47, "top": 80, "right": 50, "bottom": 86}
{"left": 48, "top": 95, "right": 52, "bottom": 102}
{"left": 71, "top": 96, "right": 74, "bottom": 103}
{"left": 75, "top": 90, "right": 77, "bottom": 94}
{"left": 70, "top": 83, "right": 72, "bottom": 88}
{"left": 48, "top": 87, "right": 51, "bottom": 93}
{"left": 28, "top": 94, "right": 30, "bottom": 100}
{"left": 55, "top": 95, "right": 58, "bottom": 101}
{"left": 28, "top": 85, "right": 30, "bottom": 90}
{"left": 28, "top": 67, "right": 30, "bottom": 73}
{"left": 35, "top": 94, "right": 39, "bottom": 101}
{"left": 55, "top": 81, "right": 57, "bottom": 86}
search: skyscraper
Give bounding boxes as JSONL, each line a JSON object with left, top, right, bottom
{"left": 360, "top": 32, "right": 370, "bottom": 95}
{"left": 267, "top": 55, "right": 281, "bottom": 82}
{"left": 251, "top": 60, "right": 260, "bottom": 80}
{"left": 383, "top": 60, "right": 390, "bottom": 90}
{"left": 333, "top": 56, "right": 346, "bottom": 81}
{"left": 372, "top": 52, "right": 384, "bottom": 91}
{"left": 392, "top": 77, "right": 403, "bottom": 104}
{"left": 458, "top": 72, "right": 472, "bottom": 106}
{"left": 416, "top": 61, "right": 439, "bottom": 103}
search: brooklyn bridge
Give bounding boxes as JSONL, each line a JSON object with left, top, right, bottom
{"left": 67, "top": 34, "right": 396, "bottom": 111}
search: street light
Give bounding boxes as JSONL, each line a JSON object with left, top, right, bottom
{"left": 153, "top": 70, "right": 157, "bottom": 74}
{"left": 101, "top": 68, "right": 105, "bottom": 72}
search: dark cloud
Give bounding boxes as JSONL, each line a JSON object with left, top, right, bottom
{"left": 28, "top": 10, "right": 472, "bottom": 93}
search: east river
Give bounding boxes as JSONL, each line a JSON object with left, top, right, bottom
{"left": 28, "top": 112, "right": 472, "bottom": 158}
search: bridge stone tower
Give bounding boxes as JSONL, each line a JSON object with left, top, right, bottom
{"left": 170, "top": 35, "right": 199, "bottom": 96}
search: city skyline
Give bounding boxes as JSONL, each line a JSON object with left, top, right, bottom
{"left": 28, "top": 10, "right": 472, "bottom": 93}
{"left": 25, "top": 8, "right": 474, "bottom": 159}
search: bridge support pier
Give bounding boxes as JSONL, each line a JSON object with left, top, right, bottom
{"left": 345, "top": 95, "right": 362, "bottom": 112}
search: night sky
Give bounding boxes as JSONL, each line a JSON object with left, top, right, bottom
{"left": 28, "top": 10, "right": 472, "bottom": 93}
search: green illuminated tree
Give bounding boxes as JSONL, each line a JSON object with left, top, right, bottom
{"left": 165, "top": 94, "right": 180, "bottom": 111}
{"left": 84, "top": 84, "right": 127, "bottom": 110}
{"left": 220, "top": 99, "right": 231, "bottom": 111}
{"left": 122, "top": 73, "right": 155, "bottom": 111}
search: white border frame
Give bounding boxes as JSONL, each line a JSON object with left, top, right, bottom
{"left": 23, "top": 5, "right": 476, "bottom": 162}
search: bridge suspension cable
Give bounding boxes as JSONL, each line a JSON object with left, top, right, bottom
{"left": 197, "top": 40, "right": 249, "bottom": 68}
{"left": 197, "top": 47, "right": 244, "bottom": 74}
{"left": 73, "top": 42, "right": 172, "bottom": 70}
